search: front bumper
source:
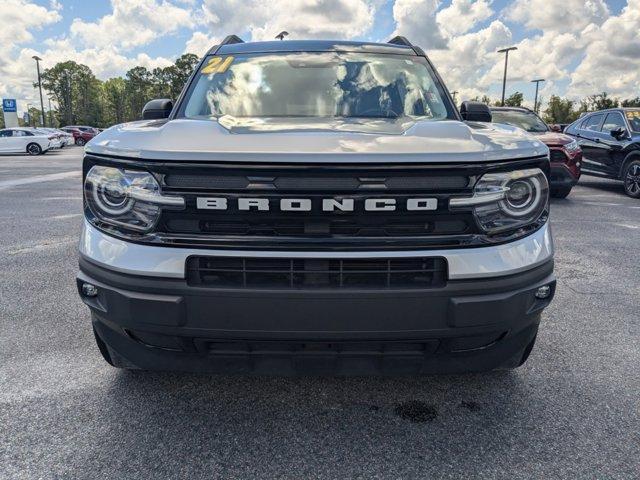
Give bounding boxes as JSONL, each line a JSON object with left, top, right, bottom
{"left": 550, "top": 162, "right": 580, "bottom": 189}
{"left": 77, "top": 224, "right": 556, "bottom": 375}
{"left": 79, "top": 220, "right": 554, "bottom": 280}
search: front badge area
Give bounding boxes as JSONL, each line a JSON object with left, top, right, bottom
{"left": 196, "top": 197, "right": 438, "bottom": 212}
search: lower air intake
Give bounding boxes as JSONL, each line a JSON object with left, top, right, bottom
{"left": 186, "top": 256, "right": 447, "bottom": 289}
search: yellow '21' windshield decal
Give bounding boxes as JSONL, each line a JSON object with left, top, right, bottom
{"left": 201, "top": 56, "right": 234, "bottom": 75}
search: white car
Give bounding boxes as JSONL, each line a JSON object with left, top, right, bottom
{"left": 0, "top": 128, "right": 51, "bottom": 155}
{"left": 36, "top": 128, "right": 74, "bottom": 148}
{"left": 31, "top": 129, "right": 62, "bottom": 149}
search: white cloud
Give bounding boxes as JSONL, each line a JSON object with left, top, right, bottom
{"left": 506, "top": 0, "right": 609, "bottom": 33}
{"left": 480, "top": 31, "right": 582, "bottom": 87}
{"left": 428, "top": 20, "right": 511, "bottom": 90}
{"left": 0, "top": 0, "right": 61, "bottom": 47}
{"left": 70, "top": 0, "right": 195, "bottom": 50}
{"left": 184, "top": 31, "right": 219, "bottom": 56}
{"left": 569, "top": 0, "right": 640, "bottom": 98}
{"left": 437, "top": 0, "right": 494, "bottom": 37}
{"left": 199, "top": 0, "right": 376, "bottom": 41}
{"left": 392, "top": 0, "right": 448, "bottom": 49}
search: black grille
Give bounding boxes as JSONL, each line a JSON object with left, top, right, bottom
{"left": 165, "top": 173, "right": 469, "bottom": 191}
{"left": 164, "top": 215, "right": 471, "bottom": 237}
{"left": 549, "top": 149, "right": 567, "bottom": 163}
{"left": 186, "top": 256, "right": 447, "bottom": 289}
{"left": 157, "top": 164, "right": 478, "bottom": 247}
{"left": 85, "top": 154, "right": 551, "bottom": 250}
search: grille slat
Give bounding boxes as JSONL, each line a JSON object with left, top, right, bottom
{"left": 164, "top": 216, "right": 472, "bottom": 237}
{"left": 165, "top": 174, "right": 468, "bottom": 191}
{"left": 186, "top": 256, "right": 447, "bottom": 289}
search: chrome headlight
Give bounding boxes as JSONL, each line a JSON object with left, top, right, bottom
{"left": 84, "top": 165, "right": 184, "bottom": 232}
{"left": 450, "top": 168, "right": 548, "bottom": 234}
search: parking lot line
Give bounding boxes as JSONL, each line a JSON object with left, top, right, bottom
{"left": 0, "top": 170, "right": 80, "bottom": 190}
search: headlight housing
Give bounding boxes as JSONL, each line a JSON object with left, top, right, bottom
{"left": 564, "top": 139, "right": 580, "bottom": 154}
{"left": 450, "top": 168, "right": 548, "bottom": 234}
{"left": 84, "top": 165, "right": 184, "bottom": 233}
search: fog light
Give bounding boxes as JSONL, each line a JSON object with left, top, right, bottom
{"left": 535, "top": 285, "right": 551, "bottom": 299}
{"left": 82, "top": 283, "right": 99, "bottom": 297}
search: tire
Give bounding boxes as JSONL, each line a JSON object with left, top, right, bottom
{"left": 622, "top": 160, "right": 640, "bottom": 199}
{"left": 76, "top": 137, "right": 86, "bottom": 146}
{"left": 26, "top": 143, "right": 42, "bottom": 155}
{"left": 551, "top": 186, "right": 572, "bottom": 199}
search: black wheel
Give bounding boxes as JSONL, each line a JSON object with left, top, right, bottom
{"left": 26, "top": 143, "right": 42, "bottom": 155}
{"left": 623, "top": 160, "right": 640, "bottom": 198}
{"left": 76, "top": 137, "right": 86, "bottom": 146}
{"left": 551, "top": 186, "right": 572, "bottom": 199}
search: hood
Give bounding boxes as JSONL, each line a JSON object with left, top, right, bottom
{"left": 87, "top": 117, "right": 548, "bottom": 163}
{"left": 531, "top": 131, "right": 575, "bottom": 147}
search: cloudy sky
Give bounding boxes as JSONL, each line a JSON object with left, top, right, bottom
{"left": 1, "top": 0, "right": 638, "bottom": 114}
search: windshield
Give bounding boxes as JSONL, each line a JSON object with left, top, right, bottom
{"left": 625, "top": 110, "right": 640, "bottom": 132}
{"left": 181, "top": 52, "right": 453, "bottom": 120}
{"left": 491, "top": 110, "right": 549, "bottom": 133}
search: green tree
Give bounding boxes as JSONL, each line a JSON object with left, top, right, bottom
{"left": 543, "top": 95, "right": 578, "bottom": 124}
{"left": 103, "top": 78, "right": 128, "bottom": 125}
{"left": 150, "top": 53, "right": 200, "bottom": 100}
{"left": 621, "top": 97, "right": 640, "bottom": 107}
{"left": 504, "top": 92, "right": 524, "bottom": 107}
{"left": 169, "top": 53, "right": 199, "bottom": 99}
{"left": 40, "top": 61, "right": 103, "bottom": 126}
{"left": 586, "top": 92, "right": 619, "bottom": 111}
{"left": 124, "top": 66, "right": 154, "bottom": 121}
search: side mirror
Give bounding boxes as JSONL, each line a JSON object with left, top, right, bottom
{"left": 460, "top": 101, "right": 492, "bottom": 122}
{"left": 610, "top": 127, "right": 627, "bottom": 140}
{"left": 550, "top": 124, "right": 562, "bottom": 132}
{"left": 142, "top": 99, "right": 173, "bottom": 120}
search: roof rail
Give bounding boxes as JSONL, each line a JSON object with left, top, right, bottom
{"left": 220, "top": 35, "right": 244, "bottom": 45}
{"left": 205, "top": 35, "right": 244, "bottom": 56}
{"left": 387, "top": 36, "right": 413, "bottom": 47}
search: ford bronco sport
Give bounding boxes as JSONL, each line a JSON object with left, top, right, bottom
{"left": 77, "top": 36, "right": 555, "bottom": 374}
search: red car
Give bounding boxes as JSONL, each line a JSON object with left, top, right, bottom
{"left": 491, "top": 107, "right": 582, "bottom": 198}
{"left": 61, "top": 126, "right": 98, "bottom": 146}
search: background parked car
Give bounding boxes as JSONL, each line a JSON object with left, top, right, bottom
{"left": 565, "top": 108, "right": 640, "bottom": 198}
{"left": 37, "top": 127, "right": 74, "bottom": 147}
{"left": 0, "top": 128, "right": 52, "bottom": 155}
{"left": 61, "top": 126, "right": 97, "bottom": 146}
{"left": 491, "top": 107, "right": 582, "bottom": 198}
{"left": 30, "top": 128, "right": 62, "bottom": 149}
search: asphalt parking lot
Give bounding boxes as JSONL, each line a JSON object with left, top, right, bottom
{"left": 1, "top": 148, "right": 638, "bottom": 479}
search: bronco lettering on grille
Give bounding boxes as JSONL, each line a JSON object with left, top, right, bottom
{"left": 196, "top": 197, "right": 438, "bottom": 212}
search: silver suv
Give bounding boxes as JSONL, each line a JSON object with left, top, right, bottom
{"left": 77, "top": 36, "right": 555, "bottom": 374}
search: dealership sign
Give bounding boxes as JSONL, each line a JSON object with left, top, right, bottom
{"left": 2, "top": 98, "right": 19, "bottom": 127}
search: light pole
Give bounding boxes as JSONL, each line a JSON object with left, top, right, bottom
{"left": 497, "top": 46, "right": 517, "bottom": 106}
{"left": 451, "top": 90, "right": 459, "bottom": 105}
{"left": 531, "top": 78, "right": 545, "bottom": 113}
{"left": 32, "top": 55, "right": 46, "bottom": 127}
